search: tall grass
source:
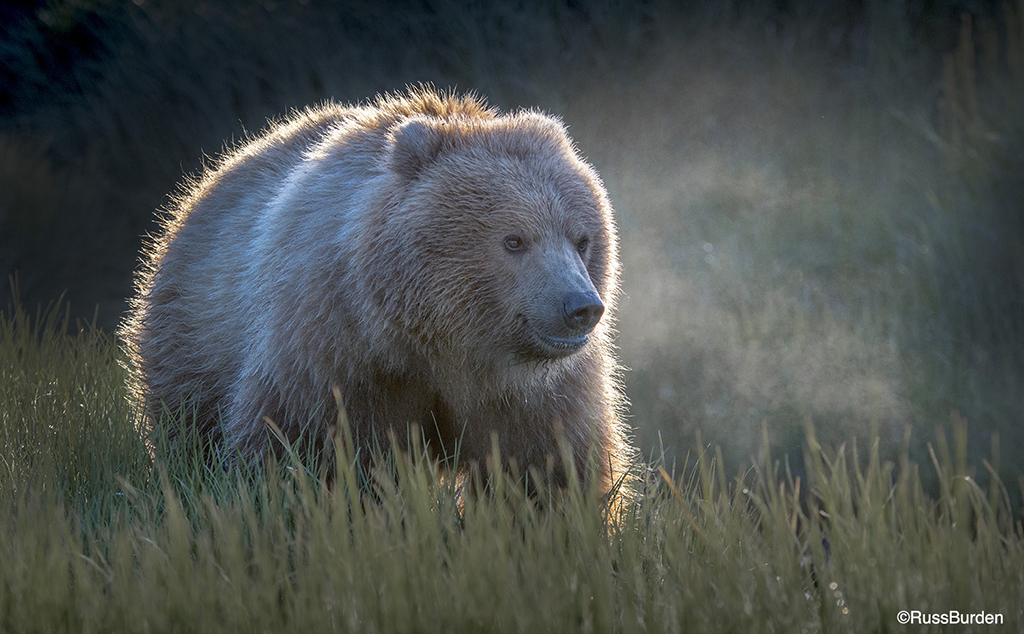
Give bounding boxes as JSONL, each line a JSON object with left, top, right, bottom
{"left": 2, "top": 298, "right": 1022, "bottom": 632}
{"left": 0, "top": 286, "right": 148, "bottom": 506}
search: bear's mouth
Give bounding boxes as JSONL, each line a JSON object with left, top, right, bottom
{"left": 529, "top": 328, "right": 588, "bottom": 359}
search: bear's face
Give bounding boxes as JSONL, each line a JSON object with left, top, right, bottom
{"left": 378, "top": 113, "right": 616, "bottom": 363}
{"left": 496, "top": 221, "right": 605, "bottom": 360}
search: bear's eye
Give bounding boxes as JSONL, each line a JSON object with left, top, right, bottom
{"left": 504, "top": 235, "right": 524, "bottom": 252}
{"left": 576, "top": 237, "right": 589, "bottom": 253}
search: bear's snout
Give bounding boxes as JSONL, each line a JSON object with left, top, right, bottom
{"left": 562, "top": 291, "right": 604, "bottom": 333}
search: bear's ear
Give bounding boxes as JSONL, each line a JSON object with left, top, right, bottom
{"left": 387, "top": 117, "right": 446, "bottom": 179}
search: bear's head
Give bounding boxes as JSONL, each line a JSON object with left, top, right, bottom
{"left": 373, "top": 110, "right": 619, "bottom": 367}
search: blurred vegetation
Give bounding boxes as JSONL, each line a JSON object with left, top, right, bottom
{"left": 1, "top": 0, "right": 1022, "bottom": 486}
{"left": 1, "top": 298, "right": 1022, "bottom": 632}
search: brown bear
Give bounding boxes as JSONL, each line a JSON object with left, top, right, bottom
{"left": 120, "top": 88, "right": 632, "bottom": 497}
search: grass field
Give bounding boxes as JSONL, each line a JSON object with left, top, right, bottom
{"left": 1, "top": 300, "right": 1022, "bottom": 632}
{"left": 2, "top": 2, "right": 1024, "bottom": 630}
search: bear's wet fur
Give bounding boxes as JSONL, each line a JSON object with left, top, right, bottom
{"left": 120, "top": 88, "right": 632, "bottom": 496}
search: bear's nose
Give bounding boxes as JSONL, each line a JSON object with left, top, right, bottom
{"left": 562, "top": 291, "right": 604, "bottom": 332}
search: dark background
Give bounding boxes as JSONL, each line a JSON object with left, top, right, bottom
{"left": 2, "top": 0, "right": 1022, "bottom": 484}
